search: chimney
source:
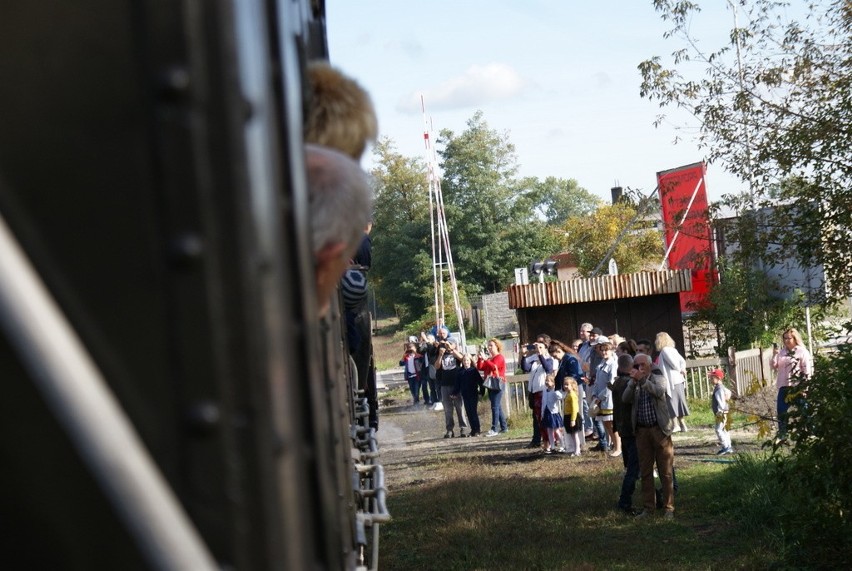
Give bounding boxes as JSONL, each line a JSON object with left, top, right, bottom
{"left": 611, "top": 186, "right": 623, "bottom": 204}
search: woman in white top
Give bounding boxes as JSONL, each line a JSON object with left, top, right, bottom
{"left": 654, "top": 332, "right": 690, "bottom": 432}
{"left": 593, "top": 338, "right": 621, "bottom": 456}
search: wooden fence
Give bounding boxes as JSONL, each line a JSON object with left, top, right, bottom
{"left": 502, "top": 347, "right": 775, "bottom": 419}
{"left": 684, "top": 347, "right": 774, "bottom": 399}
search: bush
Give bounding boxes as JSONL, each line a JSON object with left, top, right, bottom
{"left": 767, "top": 332, "right": 852, "bottom": 566}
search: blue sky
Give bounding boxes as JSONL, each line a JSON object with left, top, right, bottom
{"left": 326, "top": 1, "right": 746, "bottom": 203}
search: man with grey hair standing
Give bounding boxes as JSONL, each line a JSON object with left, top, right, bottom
{"left": 576, "top": 323, "right": 595, "bottom": 436}
{"left": 305, "top": 144, "right": 374, "bottom": 317}
{"left": 622, "top": 353, "right": 676, "bottom": 519}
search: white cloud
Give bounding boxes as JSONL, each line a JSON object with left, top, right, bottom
{"left": 396, "top": 63, "right": 527, "bottom": 113}
{"left": 545, "top": 127, "right": 566, "bottom": 140}
{"left": 382, "top": 38, "right": 423, "bottom": 60}
{"left": 592, "top": 71, "right": 612, "bottom": 89}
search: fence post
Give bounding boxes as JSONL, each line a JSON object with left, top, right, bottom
{"left": 502, "top": 383, "right": 511, "bottom": 419}
{"left": 761, "top": 346, "right": 772, "bottom": 388}
{"left": 727, "top": 346, "right": 740, "bottom": 397}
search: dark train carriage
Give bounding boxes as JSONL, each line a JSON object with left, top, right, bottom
{"left": 0, "top": 1, "right": 384, "bottom": 569}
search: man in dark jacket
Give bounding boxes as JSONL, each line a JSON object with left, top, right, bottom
{"left": 611, "top": 354, "right": 639, "bottom": 514}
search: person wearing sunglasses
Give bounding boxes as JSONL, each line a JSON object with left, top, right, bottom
{"left": 623, "top": 353, "right": 676, "bottom": 520}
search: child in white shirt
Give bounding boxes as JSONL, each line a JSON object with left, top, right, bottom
{"left": 541, "top": 373, "right": 565, "bottom": 453}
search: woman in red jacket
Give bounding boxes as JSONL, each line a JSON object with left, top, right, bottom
{"left": 477, "top": 338, "right": 507, "bottom": 437}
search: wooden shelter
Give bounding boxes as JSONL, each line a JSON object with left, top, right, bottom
{"left": 508, "top": 269, "right": 692, "bottom": 348}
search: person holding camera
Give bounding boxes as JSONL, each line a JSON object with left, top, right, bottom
{"left": 399, "top": 342, "right": 423, "bottom": 406}
{"left": 420, "top": 326, "right": 450, "bottom": 410}
{"left": 521, "top": 334, "right": 554, "bottom": 450}
{"left": 622, "top": 353, "right": 676, "bottom": 519}
{"left": 435, "top": 337, "right": 469, "bottom": 438}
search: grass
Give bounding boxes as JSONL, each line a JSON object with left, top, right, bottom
{"left": 377, "top": 392, "right": 786, "bottom": 570}
{"left": 373, "top": 318, "right": 407, "bottom": 370}
{"left": 381, "top": 458, "right": 780, "bottom": 570}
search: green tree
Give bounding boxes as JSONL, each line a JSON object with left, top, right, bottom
{"left": 639, "top": 0, "right": 852, "bottom": 301}
{"left": 437, "top": 111, "right": 559, "bottom": 294}
{"left": 693, "top": 256, "right": 797, "bottom": 352}
{"left": 524, "top": 176, "right": 600, "bottom": 225}
{"left": 369, "top": 138, "right": 433, "bottom": 321}
{"left": 560, "top": 201, "right": 663, "bottom": 275}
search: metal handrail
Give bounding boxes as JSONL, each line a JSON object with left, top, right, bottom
{"left": 0, "top": 212, "right": 217, "bottom": 570}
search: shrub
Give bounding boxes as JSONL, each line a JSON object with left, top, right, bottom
{"left": 768, "top": 328, "right": 852, "bottom": 566}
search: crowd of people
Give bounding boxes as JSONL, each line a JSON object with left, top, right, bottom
{"left": 399, "top": 323, "right": 510, "bottom": 438}
{"left": 302, "top": 57, "right": 816, "bottom": 523}
{"left": 401, "top": 321, "right": 816, "bottom": 519}
{"left": 397, "top": 322, "right": 703, "bottom": 518}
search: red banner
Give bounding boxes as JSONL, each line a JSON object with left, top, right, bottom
{"left": 657, "top": 162, "right": 715, "bottom": 313}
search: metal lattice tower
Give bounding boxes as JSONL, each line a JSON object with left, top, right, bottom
{"left": 421, "top": 96, "right": 467, "bottom": 351}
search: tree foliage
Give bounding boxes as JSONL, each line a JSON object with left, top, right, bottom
{"left": 372, "top": 111, "right": 606, "bottom": 323}
{"left": 523, "top": 176, "right": 600, "bottom": 225}
{"left": 693, "top": 256, "right": 799, "bottom": 352}
{"left": 639, "top": 0, "right": 852, "bottom": 301}
{"left": 436, "top": 111, "right": 561, "bottom": 295}
{"left": 560, "top": 201, "right": 664, "bottom": 276}
{"left": 766, "top": 332, "right": 852, "bottom": 566}
{"left": 369, "top": 138, "right": 433, "bottom": 321}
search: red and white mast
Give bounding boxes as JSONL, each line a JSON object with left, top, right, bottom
{"left": 421, "top": 96, "right": 467, "bottom": 351}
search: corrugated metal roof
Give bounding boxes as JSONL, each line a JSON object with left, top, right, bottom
{"left": 508, "top": 269, "right": 693, "bottom": 309}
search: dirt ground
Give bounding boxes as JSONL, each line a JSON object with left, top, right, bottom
{"left": 374, "top": 392, "right": 765, "bottom": 491}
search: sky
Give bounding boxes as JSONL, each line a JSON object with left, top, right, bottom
{"left": 326, "top": 1, "right": 749, "bottom": 204}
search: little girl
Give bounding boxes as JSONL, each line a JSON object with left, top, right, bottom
{"left": 562, "top": 377, "right": 582, "bottom": 456}
{"left": 540, "top": 373, "right": 565, "bottom": 453}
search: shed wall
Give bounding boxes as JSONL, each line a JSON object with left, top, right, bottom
{"left": 516, "top": 293, "right": 685, "bottom": 349}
